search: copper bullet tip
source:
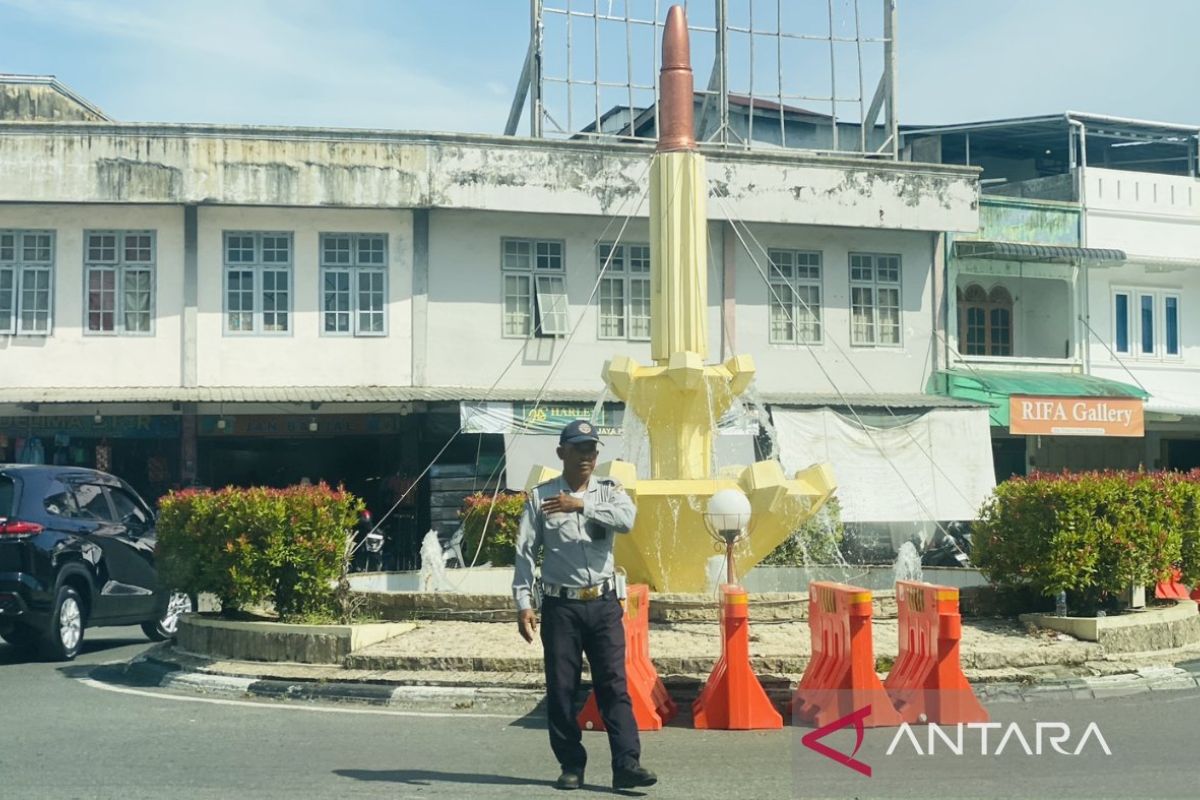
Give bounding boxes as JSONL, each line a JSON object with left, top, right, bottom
{"left": 658, "top": 5, "right": 696, "bottom": 152}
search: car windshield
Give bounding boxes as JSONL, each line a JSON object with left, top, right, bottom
{"left": 0, "top": 475, "right": 14, "bottom": 518}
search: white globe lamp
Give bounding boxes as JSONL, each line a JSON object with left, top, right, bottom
{"left": 704, "top": 488, "right": 753, "bottom": 586}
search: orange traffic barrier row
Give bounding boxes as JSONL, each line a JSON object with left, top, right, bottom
{"left": 792, "top": 582, "right": 900, "bottom": 728}
{"left": 582, "top": 579, "right": 988, "bottom": 733}
{"left": 692, "top": 584, "right": 783, "bottom": 730}
{"left": 883, "top": 581, "right": 989, "bottom": 725}
{"left": 579, "top": 584, "right": 677, "bottom": 732}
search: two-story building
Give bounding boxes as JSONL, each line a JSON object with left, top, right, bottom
{"left": 906, "top": 113, "right": 1200, "bottom": 478}
{"left": 0, "top": 74, "right": 993, "bottom": 562}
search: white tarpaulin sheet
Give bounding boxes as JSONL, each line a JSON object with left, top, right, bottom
{"left": 502, "top": 432, "right": 557, "bottom": 491}
{"left": 772, "top": 407, "right": 996, "bottom": 523}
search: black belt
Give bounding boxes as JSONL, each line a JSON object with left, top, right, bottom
{"left": 543, "top": 578, "right": 614, "bottom": 601}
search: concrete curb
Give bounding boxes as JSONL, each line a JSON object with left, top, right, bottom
{"left": 975, "top": 663, "right": 1200, "bottom": 702}
{"left": 123, "top": 654, "right": 549, "bottom": 711}
{"left": 118, "top": 649, "right": 1200, "bottom": 716}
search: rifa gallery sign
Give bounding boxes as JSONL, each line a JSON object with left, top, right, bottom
{"left": 1008, "top": 395, "right": 1144, "bottom": 437}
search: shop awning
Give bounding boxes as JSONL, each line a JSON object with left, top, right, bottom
{"left": 1143, "top": 391, "right": 1200, "bottom": 419}
{"left": 761, "top": 392, "right": 983, "bottom": 410}
{"left": 954, "top": 240, "right": 1126, "bottom": 264}
{"left": 0, "top": 385, "right": 604, "bottom": 405}
{"left": 933, "top": 369, "right": 1148, "bottom": 427}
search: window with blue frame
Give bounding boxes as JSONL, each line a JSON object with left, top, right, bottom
{"left": 1140, "top": 294, "right": 1155, "bottom": 355}
{"left": 1114, "top": 292, "right": 1130, "bottom": 353}
{"left": 1165, "top": 296, "right": 1180, "bottom": 356}
{"left": 1113, "top": 288, "right": 1181, "bottom": 359}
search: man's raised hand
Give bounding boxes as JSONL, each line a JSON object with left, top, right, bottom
{"left": 541, "top": 491, "right": 584, "bottom": 515}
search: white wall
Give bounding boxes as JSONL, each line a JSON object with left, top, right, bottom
{"left": 0, "top": 203, "right": 184, "bottom": 387}
{"left": 1, "top": 203, "right": 946, "bottom": 400}
{"left": 1085, "top": 167, "right": 1200, "bottom": 259}
{"left": 1015, "top": 277, "right": 1071, "bottom": 359}
{"left": 1084, "top": 167, "right": 1200, "bottom": 406}
{"left": 424, "top": 209, "right": 723, "bottom": 391}
{"left": 1086, "top": 260, "right": 1200, "bottom": 401}
{"left": 196, "top": 207, "right": 413, "bottom": 387}
{"left": 0, "top": 127, "right": 980, "bottom": 234}
{"left": 733, "top": 223, "right": 936, "bottom": 395}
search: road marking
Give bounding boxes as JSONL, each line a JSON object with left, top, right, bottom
{"left": 78, "top": 678, "right": 521, "bottom": 720}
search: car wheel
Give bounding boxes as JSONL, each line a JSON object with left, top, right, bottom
{"left": 39, "top": 585, "right": 85, "bottom": 661}
{"left": 142, "top": 591, "right": 194, "bottom": 642}
{"left": 0, "top": 623, "right": 39, "bottom": 650}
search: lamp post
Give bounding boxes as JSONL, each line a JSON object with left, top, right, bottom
{"left": 704, "top": 488, "right": 752, "bottom": 586}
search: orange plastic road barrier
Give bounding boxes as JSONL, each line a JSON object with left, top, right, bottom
{"left": 692, "top": 585, "right": 783, "bottom": 730}
{"left": 884, "top": 581, "right": 989, "bottom": 725}
{"left": 792, "top": 582, "right": 901, "bottom": 728}
{"left": 1156, "top": 567, "right": 1191, "bottom": 600}
{"left": 579, "top": 584, "right": 677, "bottom": 732}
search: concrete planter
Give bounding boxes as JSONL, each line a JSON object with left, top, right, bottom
{"left": 1020, "top": 599, "right": 1200, "bottom": 653}
{"left": 651, "top": 591, "right": 898, "bottom": 622}
{"left": 177, "top": 615, "right": 415, "bottom": 664}
{"left": 359, "top": 591, "right": 513, "bottom": 622}
{"left": 355, "top": 589, "right": 900, "bottom": 623}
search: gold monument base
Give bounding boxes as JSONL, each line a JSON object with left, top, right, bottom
{"left": 525, "top": 459, "right": 836, "bottom": 592}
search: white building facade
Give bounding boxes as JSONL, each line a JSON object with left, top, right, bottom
{"left": 0, "top": 76, "right": 988, "bottom": 562}
{"left": 907, "top": 113, "right": 1200, "bottom": 477}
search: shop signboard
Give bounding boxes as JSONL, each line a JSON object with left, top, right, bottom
{"left": 461, "top": 401, "right": 624, "bottom": 436}
{"left": 460, "top": 400, "right": 757, "bottom": 437}
{"left": 1008, "top": 395, "right": 1144, "bottom": 437}
{"left": 0, "top": 415, "right": 181, "bottom": 439}
{"left": 512, "top": 402, "right": 624, "bottom": 436}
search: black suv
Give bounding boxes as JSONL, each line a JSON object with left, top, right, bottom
{"left": 0, "top": 465, "right": 192, "bottom": 660}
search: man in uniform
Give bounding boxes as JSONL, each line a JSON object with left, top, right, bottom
{"left": 513, "top": 419, "right": 658, "bottom": 792}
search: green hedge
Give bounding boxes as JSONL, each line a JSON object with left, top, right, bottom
{"left": 974, "top": 470, "right": 1200, "bottom": 611}
{"left": 156, "top": 484, "right": 363, "bottom": 620}
{"left": 459, "top": 491, "right": 527, "bottom": 567}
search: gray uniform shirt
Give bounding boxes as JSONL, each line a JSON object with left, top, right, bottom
{"left": 512, "top": 474, "right": 637, "bottom": 611}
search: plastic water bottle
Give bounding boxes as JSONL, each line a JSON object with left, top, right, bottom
{"left": 1055, "top": 590, "right": 1068, "bottom": 617}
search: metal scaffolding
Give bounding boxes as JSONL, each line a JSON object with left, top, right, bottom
{"left": 506, "top": 0, "right": 899, "bottom": 158}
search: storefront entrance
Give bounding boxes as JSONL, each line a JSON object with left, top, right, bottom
{"left": 1164, "top": 438, "right": 1200, "bottom": 472}
{"left": 0, "top": 414, "right": 180, "bottom": 503}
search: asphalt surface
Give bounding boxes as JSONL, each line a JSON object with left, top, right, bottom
{"left": 2, "top": 627, "right": 1199, "bottom": 799}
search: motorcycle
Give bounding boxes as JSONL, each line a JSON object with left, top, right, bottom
{"left": 353, "top": 509, "right": 384, "bottom": 572}
{"left": 920, "top": 522, "right": 973, "bottom": 568}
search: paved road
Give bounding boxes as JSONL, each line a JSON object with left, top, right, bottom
{"left": 2, "top": 628, "right": 1198, "bottom": 799}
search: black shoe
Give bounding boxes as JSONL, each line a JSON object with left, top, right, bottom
{"left": 555, "top": 769, "right": 584, "bottom": 790}
{"left": 613, "top": 764, "right": 657, "bottom": 790}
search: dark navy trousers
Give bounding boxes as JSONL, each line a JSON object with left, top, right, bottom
{"left": 540, "top": 591, "right": 640, "bottom": 773}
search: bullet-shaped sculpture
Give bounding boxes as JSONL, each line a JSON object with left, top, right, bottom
{"left": 657, "top": 5, "right": 696, "bottom": 153}
{"left": 649, "top": 5, "right": 706, "bottom": 364}
{"left": 529, "top": 4, "right": 837, "bottom": 591}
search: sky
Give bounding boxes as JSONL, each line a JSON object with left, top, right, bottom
{"left": 1, "top": 0, "right": 1198, "bottom": 134}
